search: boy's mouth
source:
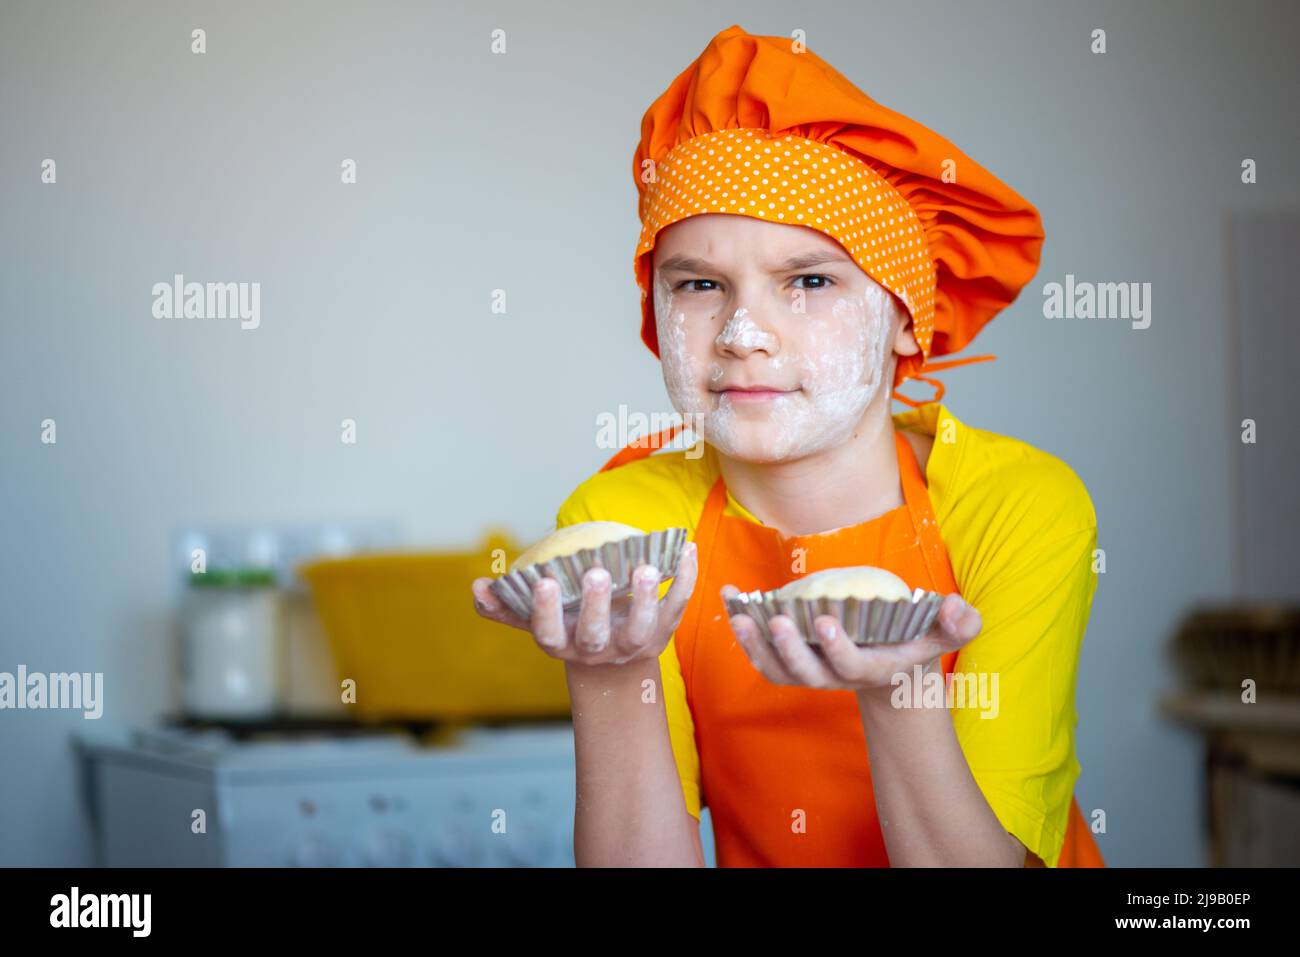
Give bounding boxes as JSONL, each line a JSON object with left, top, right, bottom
{"left": 712, "top": 384, "right": 800, "bottom": 403}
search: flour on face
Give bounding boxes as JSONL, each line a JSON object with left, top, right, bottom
{"left": 715, "top": 309, "right": 777, "bottom": 351}
{"left": 735, "top": 286, "right": 891, "bottom": 460}
{"left": 655, "top": 272, "right": 719, "bottom": 416}
{"left": 653, "top": 270, "right": 897, "bottom": 462}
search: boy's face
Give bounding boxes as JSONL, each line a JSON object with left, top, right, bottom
{"left": 651, "top": 213, "right": 920, "bottom": 463}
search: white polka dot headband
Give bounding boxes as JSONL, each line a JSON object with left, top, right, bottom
{"left": 635, "top": 127, "right": 938, "bottom": 361}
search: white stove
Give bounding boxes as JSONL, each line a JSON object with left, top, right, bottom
{"left": 74, "top": 721, "right": 585, "bottom": 867}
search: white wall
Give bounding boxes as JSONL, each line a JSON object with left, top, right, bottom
{"left": 2, "top": 0, "right": 1297, "bottom": 865}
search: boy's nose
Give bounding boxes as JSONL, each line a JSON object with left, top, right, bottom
{"left": 714, "top": 306, "right": 779, "bottom": 356}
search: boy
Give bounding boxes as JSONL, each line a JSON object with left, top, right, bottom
{"left": 471, "top": 24, "right": 1102, "bottom": 868}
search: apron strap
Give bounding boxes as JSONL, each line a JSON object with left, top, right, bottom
{"left": 673, "top": 474, "right": 728, "bottom": 710}
{"left": 895, "top": 429, "right": 962, "bottom": 677}
{"left": 598, "top": 420, "right": 690, "bottom": 472}
{"left": 895, "top": 428, "right": 958, "bottom": 591}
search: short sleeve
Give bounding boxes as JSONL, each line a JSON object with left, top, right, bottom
{"left": 555, "top": 483, "right": 596, "bottom": 531}
{"left": 949, "top": 519, "right": 1099, "bottom": 868}
{"left": 658, "top": 635, "right": 702, "bottom": 819}
{"left": 553, "top": 470, "right": 704, "bottom": 821}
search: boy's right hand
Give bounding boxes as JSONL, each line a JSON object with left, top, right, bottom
{"left": 470, "top": 541, "right": 698, "bottom": 667}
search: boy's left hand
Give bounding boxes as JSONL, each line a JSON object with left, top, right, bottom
{"left": 721, "top": 586, "right": 982, "bottom": 691}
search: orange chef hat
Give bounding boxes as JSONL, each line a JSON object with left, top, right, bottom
{"left": 632, "top": 24, "right": 1045, "bottom": 406}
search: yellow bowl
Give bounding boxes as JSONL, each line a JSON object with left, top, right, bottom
{"left": 298, "top": 530, "right": 571, "bottom": 721}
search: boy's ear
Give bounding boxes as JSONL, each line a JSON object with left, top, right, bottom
{"left": 891, "top": 298, "right": 921, "bottom": 358}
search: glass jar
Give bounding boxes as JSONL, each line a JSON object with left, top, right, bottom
{"left": 181, "top": 568, "right": 284, "bottom": 719}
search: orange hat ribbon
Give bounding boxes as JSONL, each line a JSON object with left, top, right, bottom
{"left": 892, "top": 354, "right": 998, "bottom": 408}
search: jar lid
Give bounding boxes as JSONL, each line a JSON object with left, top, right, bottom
{"left": 188, "top": 568, "right": 277, "bottom": 588}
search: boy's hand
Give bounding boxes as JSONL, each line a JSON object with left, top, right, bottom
{"left": 722, "top": 587, "right": 981, "bottom": 691}
{"left": 470, "top": 542, "right": 698, "bottom": 666}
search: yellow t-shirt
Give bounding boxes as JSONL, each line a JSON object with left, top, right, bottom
{"left": 553, "top": 401, "right": 1098, "bottom": 868}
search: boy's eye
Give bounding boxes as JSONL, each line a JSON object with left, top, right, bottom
{"left": 792, "top": 274, "right": 835, "bottom": 290}
{"left": 675, "top": 279, "right": 720, "bottom": 292}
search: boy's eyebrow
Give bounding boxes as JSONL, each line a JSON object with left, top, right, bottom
{"left": 770, "top": 250, "right": 855, "bottom": 271}
{"left": 657, "top": 249, "right": 854, "bottom": 275}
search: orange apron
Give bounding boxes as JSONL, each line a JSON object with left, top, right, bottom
{"left": 603, "top": 426, "right": 1104, "bottom": 867}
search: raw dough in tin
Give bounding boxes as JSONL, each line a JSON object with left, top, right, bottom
{"left": 776, "top": 566, "right": 911, "bottom": 602}
{"left": 510, "top": 521, "right": 646, "bottom": 572}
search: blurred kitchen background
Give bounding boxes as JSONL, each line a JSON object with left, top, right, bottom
{"left": 1, "top": 1, "right": 1298, "bottom": 867}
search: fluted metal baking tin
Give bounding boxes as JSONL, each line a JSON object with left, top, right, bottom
{"left": 723, "top": 585, "right": 944, "bottom": 646}
{"left": 490, "top": 527, "right": 689, "bottom": 620}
